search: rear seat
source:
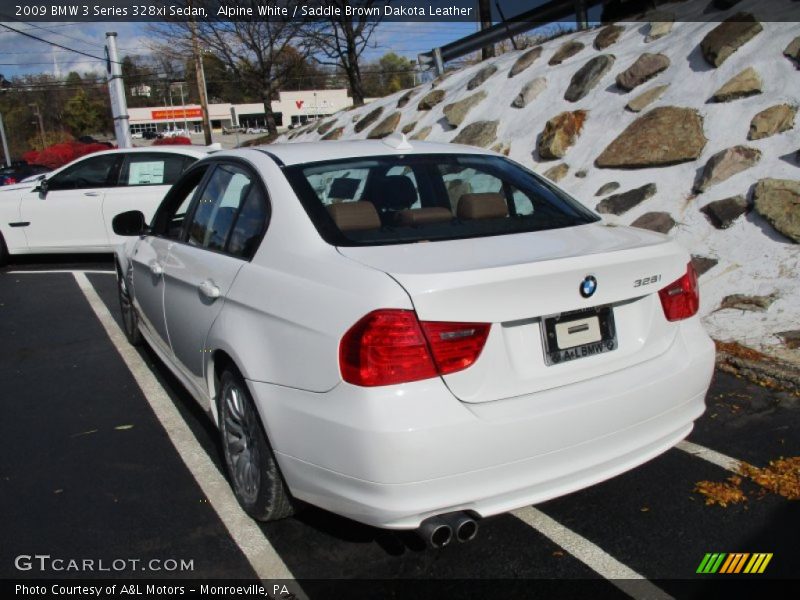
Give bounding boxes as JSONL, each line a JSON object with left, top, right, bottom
{"left": 457, "top": 193, "right": 509, "bottom": 220}
{"left": 396, "top": 207, "right": 453, "bottom": 226}
{"left": 327, "top": 202, "right": 381, "bottom": 232}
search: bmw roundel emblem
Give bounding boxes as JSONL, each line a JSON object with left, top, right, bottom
{"left": 580, "top": 275, "right": 597, "bottom": 298}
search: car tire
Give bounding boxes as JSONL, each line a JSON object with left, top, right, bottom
{"left": 0, "top": 232, "right": 8, "bottom": 267}
{"left": 117, "top": 270, "right": 143, "bottom": 346}
{"left": 218, "top": 368, "right": 295, "bottom": 522}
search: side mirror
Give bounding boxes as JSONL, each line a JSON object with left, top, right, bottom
{"left": 112, "top": 210, "right": 147, "bottom": 236}
{"left": 35, "top": 177, "right": 48, "bottom": 197}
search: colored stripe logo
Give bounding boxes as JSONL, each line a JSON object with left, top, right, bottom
{"left": 697, "top": 553, "right": 773, "bottom": 574}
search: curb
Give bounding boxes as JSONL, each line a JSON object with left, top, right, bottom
{"left": 715, "top": 341, "right": 800, "bottom": 397}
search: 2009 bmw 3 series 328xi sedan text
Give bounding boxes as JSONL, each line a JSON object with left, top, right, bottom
{"left": 112, "top": 136, "right": 715, "bottom": 546}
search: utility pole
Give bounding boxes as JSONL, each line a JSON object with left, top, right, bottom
{"left": 105, "top": 32, "right": 132, "bottom": 148}
{"left": 28, "top": 103, "right": 45, "bottom": 149}
{"left": 0, "top": 112, "right": 10, "bottom": 166}
{"left": 189, "top": 2, "right": 213, "bottom": 146}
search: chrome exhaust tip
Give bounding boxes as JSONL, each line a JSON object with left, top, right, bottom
{"left": 418, "top": 517, "right": 453, "bottom": 548}
{"left": 442, "top": 512, "right": 479, "bottom": 543}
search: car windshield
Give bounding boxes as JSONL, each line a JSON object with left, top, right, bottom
{"left": 283, "top": 153, "right": 599, "bottom": 246}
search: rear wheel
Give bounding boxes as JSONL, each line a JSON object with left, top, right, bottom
{"left": 218, "top": 368, "right": 295, "bottom": 522}
{"left": 117, "top": 270, "right": 142, "bottom": 346}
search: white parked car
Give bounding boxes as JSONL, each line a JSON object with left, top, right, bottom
{"left": 112, "top": 137, "right": 715, "bottom": 546}
{"left": 0, "top": 146, "right": 215, "bottom": 264}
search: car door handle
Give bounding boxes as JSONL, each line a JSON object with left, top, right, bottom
{"left": 149, "top": 261, "right": 163, "bottom": 276}
{"left": 198, "top": 280, "right": 220, "bottom": 300}
{"left": 84, "top": 191, "right": 101, "bottom": 197}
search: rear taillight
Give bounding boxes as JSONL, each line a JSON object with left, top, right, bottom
{"left": 339, "top": 309, "right": 490, "bottom": 387}
{"left": 658, "top": 263, "right": 699, "bottom": 321}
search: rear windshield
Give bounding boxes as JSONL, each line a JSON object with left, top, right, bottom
{"left": 283, "top": 153, "right": 599, "bottom": 246}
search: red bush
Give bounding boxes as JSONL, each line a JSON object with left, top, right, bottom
{"left": 153, "top": 136, "right": 192, "bottom": 145}
{"left": 22, "top": 141, "right": 113, "bottom": 169}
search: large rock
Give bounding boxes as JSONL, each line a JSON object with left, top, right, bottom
{"left": 467, "top": 64, "right": 498, "bottom": 90}
{"left": 565, "top": 55, "right": 616, "bottom": 102}
{"left": 594, "top": 24, "right": 624, "bottom": 50}
{"left": 700, "top": 13, "right": 763, "bottom": 67}
{"left": 615, "top": 53, "right": 670, "bottom": 92}
{"left": 719, "top": 294, "right": 776, "bottom": 312}
{"left": 317, "top": 120, "right": 336, "bottom": 135}
{"left": 595, "top": 183, "right": 657, "bottom": 215}
{"left": 511, "top": 77, "right": 547, "bottom": 108}
{"left": 784, "top": 35, "right": 800, "bottom": 66}
{"left": 401, "top": 121, "right": 417, "bottom": 135}
{"left": 543, "top": 163, "right": 569, "bottom": 182}
{"left": 549, "top": 41, "right": 585, "bottom": 65}
{"left": 748, "top": 104, "right": 797, "bottom": 141}
{"left": 701, "top": 195, "right": 749, "bottom": 229}
{"left": 367, "top": 111, "right": 401, "bottom": 139}
{"left": 708, "top": 67, "right": 762, "bottom": 103}
{"left": 537, "top": 110, "right": 587, "bottom": 160}
{"left": 354, "top": 106, "right": 383, "bottom": 133}
{"left": 777, "top": 330, "right": 800, "bottom": 349}
{"left": 397, "top": 89, "right": 415, "bottom": 108}
{"left": 321, "top": 126, "right": 344, "bottom": 141}
{"left": 410, "top": 126, "right": 432, "bottom": 141}
{"left": 691, "top": 255, "right": 719, "bottom": 276}
{"left": 626, "top": 84, "right": 669, "bottom": 113}
{"left": 417, "top": 89, "right": 446, "bottom": 110}
{"left": 595, "top": 181, "right": 620, "bottom": 196}
{"left": 694, "top": 145, "right": 761, "bottom": 193}
{"left": 645, "top": 16, "right": 674, "bottom": 43}
{"left": 753, "top": 178, "right": 800, "bottom": 243}
{"left": 443, "top": 91, "right": 487, "bottom": 128}
{"left": 508, "top": 47, "right": 543, "bottom": 77}
{"left": 631, "top": 211, "right": 675, "bottom": 234}
{"left": 451, "top": 121, "right": 498, "bottom": 148}
{"left": 595, "top": 107, "right": 706, "bottom": 168}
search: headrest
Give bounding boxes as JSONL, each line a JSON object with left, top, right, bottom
{"left": 329, "top": 177, "right": 360, "bottom": 200}
{"left": 457, "top": 193, "right": 509, "bottom": 220}
{"left": 370, "top": 175, "right": 418, "bottom": 211}
{"left": 396, "top": 207, "right": 453, "bottom": 226}
{"left": 327, "top": 201, "right": 381, "bottom": 232}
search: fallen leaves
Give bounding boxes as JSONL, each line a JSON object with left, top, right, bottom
{"left": 694, "top": 456, "right": 800, "bottom": 506}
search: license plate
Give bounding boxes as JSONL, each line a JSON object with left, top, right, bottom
{"left": 541, "top": 306, "right": 617, "bottom": 365}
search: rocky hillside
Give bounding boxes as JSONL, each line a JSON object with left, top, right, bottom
{"left": 281, "top": 0, "right": 799, "bottom": 358}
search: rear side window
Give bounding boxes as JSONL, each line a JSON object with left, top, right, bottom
{"left": 118, "top": 153, "right": 194, "bottom": 186}
{"left": 185, "top": 163, "right": 268, "bottom": 258}
{"left": 284, "top": 154, "right": 598, "bottom": 246}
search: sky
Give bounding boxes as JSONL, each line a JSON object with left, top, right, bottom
{"left": 0, "top": 20, "right": 481, "bottom": 81}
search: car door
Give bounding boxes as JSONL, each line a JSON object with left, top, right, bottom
{"left": 130, "top": 165, "right": 210, "bottom": 356}
{"left": 162, "top": 161, "right": 269, "bottom": 393}
{"left": 20, "top": 153, "right": 121, "bottom": 251}
{"left": 103, "top": 152, "right": 196, "bottom": 247}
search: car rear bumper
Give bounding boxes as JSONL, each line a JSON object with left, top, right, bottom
{"left": 250, "top": 319, "right": 715, "bottom": 529}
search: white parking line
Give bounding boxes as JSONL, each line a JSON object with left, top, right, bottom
{"left": 72, "top": 272, "right": 299, "bottom": 584}
{"left": 512, "top": 507, "right": 674, "bottom": 600}
{"left": 675, "top": 440, "right": 741, "bottom": 473}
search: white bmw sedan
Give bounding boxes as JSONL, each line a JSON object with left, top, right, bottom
{"left": 112, "top": 137, "right": 715, "bottom": 545}
{"left": 0, "top": 146, "right": 215, "bottom": 264}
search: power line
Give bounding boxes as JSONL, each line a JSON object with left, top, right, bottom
{"left": 0, "top": 22, "right": 120, "bottom": 64}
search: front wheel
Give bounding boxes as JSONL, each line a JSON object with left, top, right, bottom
{"left": 0, "top": 232, "right": 8, "bottom": 267}
{"left": 218, "top": 368, "right": 295, "bottom": 522}
{"left": 117, "top": 270, "right": 142, "bottom": 346}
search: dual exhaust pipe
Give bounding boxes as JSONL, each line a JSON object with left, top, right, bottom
{"left": 417, "top": 512, "right": 479, "bottom": 548}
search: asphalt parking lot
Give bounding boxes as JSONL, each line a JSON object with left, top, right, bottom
{"left": 1, "top": 257, "right": 797, "bottom": 598}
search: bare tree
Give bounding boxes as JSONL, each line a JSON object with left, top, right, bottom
{"left": 478, "top": 0, "right": 495, "bottom": 60}
{"left": 150, "top": 1, "right": 311, "bottom": 135}
{"left": 307, "top": 0, "right": 382, "bottom": 107}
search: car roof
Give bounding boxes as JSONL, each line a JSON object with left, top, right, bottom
{"left": 91, "top": 145, "right": 217, "bottom": 158}
{"left": 215, "top": 139, "right": 492, "bottom": 167}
